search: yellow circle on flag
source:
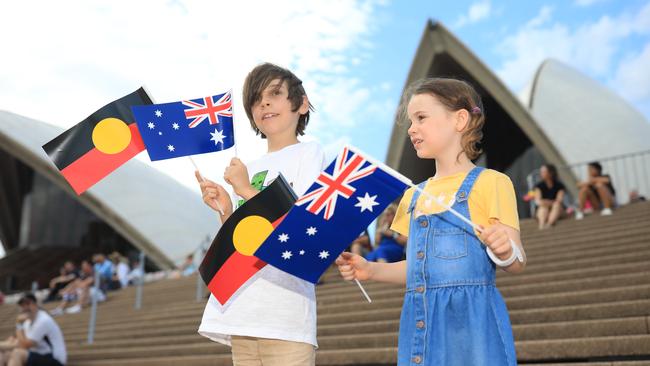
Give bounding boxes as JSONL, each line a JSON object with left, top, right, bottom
{"left": 92, "top": 118, "right": 132, "bottom": 154}
{"left": 233, "top": 215, "right": 274, "bottom": 256}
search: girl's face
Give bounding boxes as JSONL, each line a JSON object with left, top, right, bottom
{"left": 406, "top": 93, "right": 464, "bottom": 159}
{"left": 540, "top": 166, "right": 550, "bottom": 180}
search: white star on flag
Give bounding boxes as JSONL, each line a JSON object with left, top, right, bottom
{"left": 299, "top": 250, "right": 305, "bottom": 255}
{"left": 172, "top": 123, "right": 180, "bottom": 130}
{"left": 318, "top": 250, "right": 329, "bottom": 259}
{"left": 167, "top": 145, "right": 175, "bottom": 152}
{"left": 158, "top": 132, "right": 162, "bottom": 135}
{"left": 147, "top": 122, "right": 155, "bottom": 129}
{"left": 355, "top": 192, "right": 380, "bottom": 212}
{"left": 155, "top": 110, "right": 162, "bottom": 117}
{"left": 278, "top": 233, "right": 289, "bottom": 243}
{"left": 210, "top": 128, "right": 225, "bottom": 145}
{"left": 282, "top": 250, "right": 293, "bottom": 260}
{"left": 306, "top": 227, "right": 317, "bottom": 236}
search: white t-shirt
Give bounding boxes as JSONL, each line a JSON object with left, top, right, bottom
{"left": 116, "top": 262, "right": 130, "bottom": 288}
{"left": 25, "top": 310, "right": 67, "bottom": 365}
{"left": 198, "top": 141, "right": 327, "bottom": 347}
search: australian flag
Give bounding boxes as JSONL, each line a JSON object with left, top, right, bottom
{"left": 253, "top": 146, "right": 411, "bottom": 283}
{"left": 131, "top": 90, "right": 234, "bottom": 161}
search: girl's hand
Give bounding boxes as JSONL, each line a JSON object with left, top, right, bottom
{"left": 335, "top": 252, "right": 373, "bottom": 281}
{"left": 479, "top": 222, "right": 513, "bottom": 261}
{"left": 195, "top": 171, "right": 233, "bottom": 216}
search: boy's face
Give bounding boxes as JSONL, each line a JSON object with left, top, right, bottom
{"left": 252, "top": 79, "right": 308, "bottom": 139}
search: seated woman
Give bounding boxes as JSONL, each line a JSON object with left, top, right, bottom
{"left": 534, "top": 164, "right": 566, "bottom": 230}
{"left": 576, "top": 161, "right": 616, "bottom": 219}
{"left": 365, "top": 204, "right": 407, "bottom": 263}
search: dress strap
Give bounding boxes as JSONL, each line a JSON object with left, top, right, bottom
{"left": 455, "top": 166, "right": 485, "bottom": 203}
{"left": 407, "top": 181, "right": 427, "bottom": 214}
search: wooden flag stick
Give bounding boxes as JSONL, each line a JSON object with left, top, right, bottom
{"left": 189, "top": 156, "right": 225, "bottom": 216}
{"left": 355, "top": 278, "right": 372, "bottom": 303}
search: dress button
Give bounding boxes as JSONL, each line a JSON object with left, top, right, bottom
{"left": 416, "top": 320, "right": 425, "bottom": 329}
{"left": 412, "top": 356, "right": 422, "bottom": 364}
{"left": 458, "top": 191, "right": 466, "bottom": 198}
{"left": 419, "top": 220, "right": 428, "bottom": 228}
{"left": 416, "top": 251, "right": 424, "bottom": 259}
{"left": 416, "top": 286, "right": 424, "bottom": 293}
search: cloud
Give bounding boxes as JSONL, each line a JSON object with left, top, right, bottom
{"left": 575, "top": 0, "right": 608, "bottom": 7}
{"left": 612, "top": 42, "right": 650, "bottom": 116}
{"left": 455, "top": 1, "right": 492, "bottom": 28}
{"left": 0, "top": 0, "right": 384, "bottom": 191}
{"left": 495, "top": 2, "right": 650, "bottom": 93}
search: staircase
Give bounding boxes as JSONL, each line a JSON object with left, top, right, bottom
{"left": 1, "top": 201, "right": 649, "bottom": 365}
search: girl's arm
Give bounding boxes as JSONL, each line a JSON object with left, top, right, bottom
{"left": 336, "top": 252, "right": 407, "bottom": 285}
{"left": 480, "top": 222, "right": 527, "bottom": 274}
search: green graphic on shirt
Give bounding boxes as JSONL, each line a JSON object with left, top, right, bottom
{"left": 237, "top": 170, "right": 269, "bottom": 208}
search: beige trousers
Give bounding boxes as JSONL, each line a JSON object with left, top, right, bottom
{"left": 230, "top": 336, "right": 315, "bottom": 366}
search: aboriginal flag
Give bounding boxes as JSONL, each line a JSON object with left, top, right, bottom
{"left": 199, "top": 174, "right": 297, "bottom": 306}
{"left": 42, "top": 88, "right": 153, "bottom": 194}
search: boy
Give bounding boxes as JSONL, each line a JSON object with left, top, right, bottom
{"left": 196, "top": 63, "right": 326, "bottom": 366}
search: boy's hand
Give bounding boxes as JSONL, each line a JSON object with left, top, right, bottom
{"left": 195, "top": 171, "right": 233, "bottom": 216}
{"left": 16, "top": 313, "right": 28, "bottom": 324}
{"left": 224, "top": 158, "right": 254, "bottom": 197}
{"left": 336, "top": 252, "right": 373, "bottom": 281}
{"left": 479, "top": 222, "right": 513, "bottom": 261}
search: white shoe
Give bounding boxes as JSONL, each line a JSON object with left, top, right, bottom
{"left": 65, "top": 304, "right": 82, "bottom": 314}
{"left": 50, "top": 308, "right": 64, "bottom": 317}
{"left": 575, "top": 211, "right": 584, "bottom": 220}
{"left": 601, "top": 208, "right": 613, "bottom": 216}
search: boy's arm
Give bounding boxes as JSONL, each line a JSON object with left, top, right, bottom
{"left": 224, "top": 158, "right": 259, "bottom": 201}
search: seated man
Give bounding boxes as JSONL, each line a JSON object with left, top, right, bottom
{"left": 0, "top": 294, "right": 66, "bottom": 366}
{"left": 50, "top": 261, "right": 96, "bottom": 316}
{"left": 45, "top": 262, "right": 78, "bottom": 303}
{"left": 576, "top": 161, "right": 616, "bottom": 219}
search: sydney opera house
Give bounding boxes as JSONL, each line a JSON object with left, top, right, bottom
{"left": 2, "top": 20, "right": 649, "bottom": 291}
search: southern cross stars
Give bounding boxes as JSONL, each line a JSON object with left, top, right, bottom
{"left": 167, "top": 145, "right": 175, "bottom": 152}
{"left": 318, "top": 251, "right": 329, "bottom": 259}
{"left": 210, "top": 128, "right": 225, "bottom": 145}
{"left": 172, "top": 123, "right": 180, "bottom": 130}
{"left": 147, "top": 122, "right": 155, "bottom": 129}
{"left": 278, "top": 233, "right": 289, "bottom": 243}
{"left": 282, "top": 250, "right": 292, "bottom": 260}
{"left": 155, "top": 110, "right": 163, "bottom": 117}
{"left": 355, "top": 192, "right": 379, "bottom": 212}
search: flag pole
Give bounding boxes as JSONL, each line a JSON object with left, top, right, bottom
{"left": 354, "top": 278, "right": 372, "bottom": 303}
{"left": 411, "top": 185, "right": 483, "bottom": 234}
{"left": 189, "top": 156, "right": 225, "bottom": 216}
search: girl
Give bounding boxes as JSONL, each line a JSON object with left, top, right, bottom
{"left": 336, "top": 78, "right": 526, "bottom": 366}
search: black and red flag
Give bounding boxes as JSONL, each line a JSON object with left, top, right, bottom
{"left": 42, "top": 88, "right": 153, "bottom": 194}
{"left": 199, "top": 174, "right": 297, "bottom": 306}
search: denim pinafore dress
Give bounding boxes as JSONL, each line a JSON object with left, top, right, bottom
{"left": 397, "top": 167, "right": 517, "bottom": 366}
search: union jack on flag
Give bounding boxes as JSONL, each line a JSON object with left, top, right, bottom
{"left": 183, "top": 91, "right": 233, "bottom": 128}
{"left": 295, "top": 147, "right": 377, "bottom": 220}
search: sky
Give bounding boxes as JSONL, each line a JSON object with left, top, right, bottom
{"left": 1, "top": 0, "right": 649, "bottom": 255}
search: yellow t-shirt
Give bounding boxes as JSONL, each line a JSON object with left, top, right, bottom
{"left": 390, "top": 169, "right": 520, "bottom": 237}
